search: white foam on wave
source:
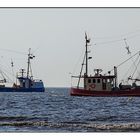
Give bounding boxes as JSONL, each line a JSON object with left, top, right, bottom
{"left": 47, "top": 122, "right": 140, "bottom": 132}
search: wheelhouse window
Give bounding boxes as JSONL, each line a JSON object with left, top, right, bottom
{"left": 88, "top": 79, "right": 91, "bottom": 83}
{"left": 97, "top": 79, "right": 101, "bottom": 83}
{"left": 107, "top": 79, "right": 110, "bottom": 83}
{"left": 102, "top": 79, "right": 106, "bottom": 83}
{"left": 93, "top": 79, "right": 96, "bottom": 83}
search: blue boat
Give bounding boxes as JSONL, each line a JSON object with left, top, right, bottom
{"left": 0, "top": 48, "right": 45, "bottom": 92}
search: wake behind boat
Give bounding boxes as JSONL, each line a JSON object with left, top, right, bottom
{"left": 0, "top": 48, "right": 45, "bottom": 92}
{"left": 70, "top": 33, "right": 140, "bottom": 96}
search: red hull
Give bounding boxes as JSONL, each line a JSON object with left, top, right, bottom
{"left": 70, "top": 88, "right": 140, "bottom": 97}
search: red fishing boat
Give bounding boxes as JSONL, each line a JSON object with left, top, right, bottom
{"left": 70, "top": 33, "right": 140, "bottom": 97}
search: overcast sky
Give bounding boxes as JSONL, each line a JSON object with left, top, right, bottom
{"left": 0, "top": 8, "right": 140, "bottom": 87}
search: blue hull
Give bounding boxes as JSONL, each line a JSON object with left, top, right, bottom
{"left": 0, "top": 87, "right": 45, "bottom": 92}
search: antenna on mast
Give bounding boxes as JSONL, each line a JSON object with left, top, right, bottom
{"left": 11, "top": 58, "right": 14, "bottom": 82}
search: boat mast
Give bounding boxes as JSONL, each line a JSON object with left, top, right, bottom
{"left": 11, "top": 58, "right": 14, "bottom": 82}
{"left": 27, "top": 48, "right": 31, "bottom": 78}
{"left": 85, "top": 32, "right": 90, "bottom": 77}
{"left": 114, "top": 66, "right": 118, "bottom": 88}
{"left": 77, "top": 53, "right": 86, "bottom": 88}
{"left": 27, "top": 48, "right": 35, "bottom": 79}
{"left": 76, "top": 33, "right": 91, "bottom": 88}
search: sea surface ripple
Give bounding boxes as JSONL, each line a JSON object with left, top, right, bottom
{"left": 0, "top": 88, "right": 140, "bottom": 132}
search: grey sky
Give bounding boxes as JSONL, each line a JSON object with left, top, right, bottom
{"left": 0, "top": 8, "right": 140, "bottom": 87}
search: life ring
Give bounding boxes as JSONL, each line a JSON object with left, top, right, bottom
{"left": 89, "top": 84, "right": 96, "bottom": 89}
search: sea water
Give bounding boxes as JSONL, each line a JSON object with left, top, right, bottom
{"left": 0, "top": 88, "right": 140, "bottom": 132}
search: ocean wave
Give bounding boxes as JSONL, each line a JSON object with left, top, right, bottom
{"left": 47, "top": 122, "right": 140, "bottom": 132}
{"left": 0, "top": 119, "right": 140, "bottom": 132}
{"left": 0, "top": 116, "right": 48, "bottom": 122}
{"left": 0, "top": 121, "right": 48, "bottom": 127}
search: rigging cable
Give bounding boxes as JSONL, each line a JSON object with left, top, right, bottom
{"left": 131, "top": 54, "right": 140, "bottom": 79}
{"left": 124, "top": 39, "right": 140, "bottom": 77}
{"left": 77, "top": 53, "right": 86, "bottom": 88}
{"left": 107, "top": 50, "right": 140, "bottom": 73}
{"left": 94, "top": 32, "right": 140, "bottom": 46}
{"left": 0, "top": 48, "right": 26, "bottom": 55}
{"left": 94, "top": 29, "right": 140, "bottom": 40}
{"left": 121, "top": 53, "right": 140, "bottom": 81}
{"left": 71, "top": 47, "right": 85, "bottom": 76}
